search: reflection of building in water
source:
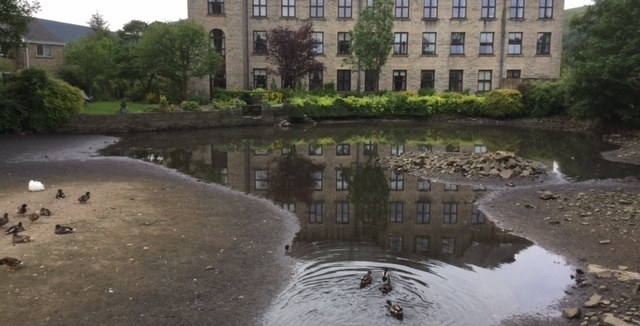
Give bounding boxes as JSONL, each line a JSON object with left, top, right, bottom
{"left": 184, "top": 141, "right": 530, "bottom": 264}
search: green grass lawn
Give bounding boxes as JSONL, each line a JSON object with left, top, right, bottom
{"left": 81, "top": 101, "right": 152, "bottom": 115}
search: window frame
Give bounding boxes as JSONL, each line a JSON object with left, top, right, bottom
{"left": 506, "top": 69, "right": 521, "bottom": 78}
{"left": 253, "top": 0, "right": 267, "bottom": 17}
{"left": 423, "top": 0, "right": 438, "bottom": 19}
{"left": 481, "top": 0, "right": 496, "bottom": 19}
{"left": 310, "top": 0, "right": 324, "bottom": 18}
{"left": 539, "top": 0, "right": 553, "bottom": 19}
{"left": 36, "top": 44, "right": 52, "bottom": 57}
{"left": 395, "top": 0, "right": 410, "bottom": 19}
{"left": 452, "top": 0, "right": 467, "bottom": 19}
{"left": 479, "top": 32, "right": 494, "bottom": 55}
{"left": 338, "top": 0, "right": 353, "bottom": 18}
{"left": 389, "top": 201, "right": 404, "bottom": 223}
{"left": 421, "top": 32, "right": 436, "bottom": 55}
{"left": 416, "top": 202, "right": 431, "bottom": 224}
{"left": 444, "top": 203, "right": 458, "bottom": 224}
{"left": 477, "top": 70, "right": 492, "bottom": 93}
{"left": 336, "top": 144, "right": 351, "bottom": 156}
{"left": 254, "top": 169, "right": 268, "bottom": 190}
{"left": 253, "top": 69, "right": 267, "bottom": 89}
{"left": 209, "top": 29, "right": 225, "bottom": 57}
{"left": 536, "top": 32, "right": 551, "bottom": 55}
{"left": 420, "top": 70, "right": 435, "bottom": 90}
{"left": 253, "top": 31, "right": 268, "bottom": 54}
{"left": 311, "top": 170, "right": 323, "bottom": 190}
{"left": 450, "top": 32, "right": 465, "bottom": 55}
{"left": 336, "top": 169, "right": 349, "bottom": 190}
{"left": 508, "top": 32, "right": 523, "bottom": 55}
{"left": 281, "top": 0, "right": 296, "bottom": 18}
{"left": 208, "top": 0, "right": 224, "bottom": 14}
{"left": 311, "top": 32, "right": 324, "bottom": 54}
{"left": 393, "top": 32, "right": 408, "bottom": 55}
{"left": 448, "top": 70, "right": 463, "bottom": 92}
{"left": 390, "top": 170, "right": 404, "bottom": 190}
{"left": 417, "top": 177, "right": 431, "bottom": 191}
{"left": 392, "top": 70, "right": 407, "bottom": 91}
{"left": 309, "top": 202, "right": 323, "bottom": 223}
{"left": 337, "top": 32, "right": 351, "bottom": 55}
{"left": 335, "top": 202, "right": 350, "bottom": 224}
{"left": 309, "top": 69, "right": 323, "bottom": 91}
{"left": 510, "top": 0, "right": 524, "bottom": 19}
{"left": 337, "top": 69, "right": 351, "bottom": 91}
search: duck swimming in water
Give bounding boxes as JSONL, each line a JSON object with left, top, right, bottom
{"left": 54, "top": 224, "right": 75, "bottom": 234}
{"left": 360, "top": 271, "right": 373, "bottom": 288}
{"left": 382, "top": 268, "right": 391, "bottom": 282}
{"left": 77, "top": 191, "right": 90, "bottom": 204}
{"left": 12, "top": 233, "right": 32, "bottom": 243}
{"left": 386, "top": 300, "right": 403, "bottom": 320}
{"left": 380, "top": 279, "right": 393, "bottom": 294}
{"left": 56, "top": 189, "right": 65, "bottom": 199}
{"left": 16, "top": 204, "right": 27, "bottom": 215}
{"left": 0, "top": 257, "right": 22, "bottom": 271}
{"left": 5, "top": 222, "right": 24, "bottom": 235}
{"left": 0, "top": 213, "right": 8, "bottom": 228}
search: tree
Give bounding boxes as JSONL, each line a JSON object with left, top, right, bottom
{"left": 114, "top": 20, "right": 155, "bottom": 100}
{"left": 0, "top": 0, "right": 40, "bottom": 55}
{"left": 266, "top": 22, "right": 324, "bottom": 89}
{"left": 63, "top": 36, "right": 116, "bottom": 98}
{"left": 138, "top": 20, "right": 222, "bottom": 101}
{"left": 88, "top": 11, "right": 110, "bottom": 34}
{"left": 346, "top": 0, "right": 394, "bottom": 92}
{"left": 564, "top": 0, "right": 640, "bottom": 125}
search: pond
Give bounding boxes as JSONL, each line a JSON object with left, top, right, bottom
{"left": 101, "top": 122, "right": 640, "bottom": 325}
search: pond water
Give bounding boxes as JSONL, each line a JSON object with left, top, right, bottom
{"left": 101, "top": 122, "right": 640, "bottom": 325}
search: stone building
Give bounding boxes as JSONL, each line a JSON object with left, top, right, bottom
{"left": 187, "top": 0, "right": 564, "bottom": 95}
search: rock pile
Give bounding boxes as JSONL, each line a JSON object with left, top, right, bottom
{"left": 375, "top": 151, "right": 546, "bottom": 180}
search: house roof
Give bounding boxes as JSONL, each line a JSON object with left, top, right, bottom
{"left": 23, "top": 18, "right": 93, "bottom": 44}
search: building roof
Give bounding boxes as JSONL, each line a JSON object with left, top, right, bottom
{"left": 23, "top": 18, "right": 93, "bottom": 44}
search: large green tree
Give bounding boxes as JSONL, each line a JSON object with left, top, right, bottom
{"left": 0, "top": 0, "right": 40, "bottom": 55}
{"left": 565, "top": 0, "right": 640, "bottom": 125}
{"left": 137, "top": 20, "right": 221, "bottom": 101}
{"left": 63, "top": 35, "right": 116, "bottom": 98}
{"left": 346, "top": 0, "right": 394, "bottom": 92}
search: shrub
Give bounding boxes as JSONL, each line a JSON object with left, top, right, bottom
{"left": 481, "top": 89, "right": 524, "bottom": 118}
{"left": 520, "top": 81, "right": 567, "bottom": 117}
{"left": 192, "top": 92, "right": 211, "bottom": 105}
{"left": 418, "top": 88, "right": 436, "bottom": 96}
{"left": 180, "top": 101, "right": 201, "bottom": 111}
{"left": 146, "top": 92, "right": 158, "bottom": 104}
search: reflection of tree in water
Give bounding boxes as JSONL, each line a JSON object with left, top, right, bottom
{"left": 266, "top": 153, "right": 325, "bottom": 206}
{"left": 348, "top": 159, "right": 390, "bottom": 238}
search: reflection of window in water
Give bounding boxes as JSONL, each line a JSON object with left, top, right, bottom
{"left": 254, "top": 149, "right": 268, "bottom": 155}
{"left": 391, "top": 145, "right": 405, "bottom": 156}
{"left": 213, "top": 168, "right": 228, "bottom": 186}
{"left": 415, "top": 236, "right": 429, "bottom": 252}
{"left": 281, "top": 146, "right": 295, "bottom": 155}
{"left": 417, "top": 178, "right": 431, "bottom": 191}
{"left": 309, "top": 202, "right": 323, "bottom": 224}
{"left": 389, "top": 201, "right": 404, "bottom": 223}
{"left": 416, "top": 202, "right": 431, "bottom": 223}
{"left": 335, "top": 202, "right": 350, "bottom": 223}
{"left": 444, "top": 203, "right": 458, "bottom": 224}
{"left": 445, "top": 183, "right": 458, "bottom": 191}
{"left": 311, "top": 170, "right": 323, "bottom": 190}
{"left": 442, "top": 237, "right": 456, "bottom": 254}
{"left": 336, "top": 144, "right": 350, "bottom": 155}
{"left": 389, "top": 235, "right": 403, "bottom": 251}
{"left": 280, "top": 203, "right": 296, "bottom": 212}
{"left": 308, "top": 144, "right": 323, "bottom": 155}
{"left": 445, "top": 144, "right": 459, "bottom": 152}
{"left": 363, "top": 141, "right": 376, "bottom": 155}
{"left": 362, "top": 203, "right": 372, "bottom": 224}
{"left": 336, "top": 169, "right": 349, "bottom": 190}
{"left": 418, "top": 145, "right": 432, "bottom": 152}
{"left": 471, "top": 205, "right": 485, "bottom": 224}
{"left": 474, "top": 144, "right": 487, "bottom": 153}
{"left": 254, "top": 169, "right": 268, "bottom": 190}
{"left": 390, "top": 171, "right": 404, "bottom": 190}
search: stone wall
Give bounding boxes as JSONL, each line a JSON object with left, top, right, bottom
{"left": 58, "top": 110, "right": 276, "bottom": 134}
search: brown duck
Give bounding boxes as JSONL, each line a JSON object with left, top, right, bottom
{"left": 5, "top": 222, "right": 24, "bottom": 235}
{"left": 0, "top": 257, "right": 22, "bottom": 271}
{"left": 0, "top": 213, "right": 8, "bottom": 228}
{"left": 56, "top": 189, "right": 66, "bottom": 199}
{"left": 16, "top": 204, "right": 27, "bottom": 215}
{"left": 77, "top": 191, "right": 90, "bottom": 204}
{"left": 12, "top": 233, "right": 32, "bottom": 243}
{"left": 28, "top": 212, "right": 40, "bottom": 222}
{"left": 55, "top": 224, "right": 75, "bottom": 234}
{"left": 39, "top": 208, "right": 52, "bottom": 216}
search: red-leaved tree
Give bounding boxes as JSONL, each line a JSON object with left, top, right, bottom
{"left": 266, "top": 22, "right": 325, "bottom": 89}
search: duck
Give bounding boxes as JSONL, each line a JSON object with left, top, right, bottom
{"left": 12, "top": 233, "right": 32, "bottom": 243}
{"left": 28, "top": 212, "right": 40, "bottom": 222}
{"left": 16, "top": 204, "right": 28, "bottom": 215}
{"left": 382, "top": 268, "right": 391, "bottom": 282}
{"left": 0, "top": 257, "right": 22, "bottom": 271}
{"left": 0, "top": 213, "right": 8, "bottom": 228}
{"left": 380, "top": 280, "right": 393, "bottom": 294}
{"left": 571, "top": 268, "right": 586, "bottom": 284}
{"left": 386, "top": 300, "right": 403, "bottom": 320}
{"left": 39, "top": 207, "right": 52, "bottom": 216}
{"left": 56, "top": 189, "right": 66, "bottom": 199}
{"left": 5, "top": 222, "right": 24, "bottom": 235}
{"left": 54, "top": 224, "right": 75, "bottom": 234}
{"left": 360, "top": 271, "right": 373, "bottom": 288}
{"left": 77, "top": 191, "right": 90, "bottom": 204}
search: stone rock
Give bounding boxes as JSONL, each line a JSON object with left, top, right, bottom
{"left": 603, "top": 313, "right": 631, "bottom": 326}
{"left": 538, "top": 190, "right": 558, "bottom": 200}
{"left": 584, "top": 294, "right": 602, "bottom": 308}
{"left": 562, "top": 307, "right": 581, "bottom": 319}
{"left": 499, "top": 169, "right": 514, "bottom": 179}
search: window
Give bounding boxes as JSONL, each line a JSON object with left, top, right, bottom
{"left": 311, "top": 170, "right": 323, "bottom": 190}
{"left": 255, "top": 169, "right": 268, "bottom": 190}
{"left": 452, "top": 0, "right": 466, "bottom": 18}
{"left": 336, "top": 169, "right": 349, "bottom": 190}
{"left": 481, "top": 0, "right": 496, "bottom": 18}
{"left": 442, "top": 237, "right": 455, "bottom": 254}
{"left": 472, "top": 205, "right": 486, "bottom": 224}
{"left": 364, "top": 70, "right": 378, "bottom": 92}
{"left": 310, "top": 0, "right": 324, "bottom": 18}
{"left": 309, "top": 70, "right": 323, "bottom": 91}
{"left": 507, "top": 69, "right": 521, "bottom": 78}
{"left": 366, "top": 0, "right": 374, "bottom": 7}
{"left": 420, "top": 70, "right": 435, "bottom": 90}
{"left": 474, "top": 144, "right": 487, "bottom": 153}
{"left": 508, "top": 32, "right": 523, "bottom": 55}
{"left": 393, "top": 32, "right": 408, "bottom": 55}
{"left": 389, "top": 235, "right": 403, "bottom": 251}
{"left": 422, "top": 32, "right": 436, "bottom": 55}
{"left": 208, "top": 0, "right": 224, "bottom": 14}
{"left": 390, "top": 202, "right": 404, "bottom": 223}
{"left": 336, "top": 144, "right": 350, "bottom": 155}
{"left": 416, "top": 202, "right": 430, "bottom": 223}
{"left": 415, "top": 237, "right": 429, "bottom": 252}
{"left": 445, "top": 183, "right": 458, "bottom": 191}
{"left": 510, "top": 0, "right": 524, "bottom": 19}
{"left": 537, "top": 32, "right": 551, "bottom": 55}
{"left": 281, "top": 203, "right": 296, "bottom": 213}
{"left": 281, "top": 146, "right": 295, "bottom": 155}
{"left": 253, "top": 0, "right": 267, "bottom": 16}
{"left": 444, "top": 203, "right": 458, "bottom": 224}
{"left": 312, "top": 32, "right": 324, "bottom": 54}
{"left": 254, "top": 69, "right": 267, "bottom": 89}
{"left": 363, "top": 141, "right": 376, "bottom": 155}
{"left": 253, "top": 31, "right": 267, "bottom": 53}
{"left": 423, "top": 0, "right": 438, "bottom": 19}
{"left": 212, "top": 168, "right": 228, "bottom": 186}
{"left": 417, "top": 177, "right": 431, "bottom": 191}
{"left": 337, "top": 70, "right": 351, "bottom": 91}
{"left": 254, "top": 148, "right": 268, "bottom": 155}
{"left": 390, "top": 171, "right": 404, "bottom": 190}
{"left": 478, "top": 70, "right": 492, "bottom": 93}
{"left": 450, "top": 32, "right": 464, "bottom": 54}
{"left": 395, "top": 0, "right": 409, "bottom": 18}
{"left": 392, "top": 70, "right": 407, "bottom": 91}
{"left": 479, "top": 32, "right": 494, "bottom": 55}
{"left": 539, "top": 0, "right": 553, "bottom": 18}
{"left": 338, "top": 0, "right": 352, "bottom": 18}
{"left": 336, "top": 202, "right": 349, "bottom": 223}
{"left": 449, "top": 70, "right": 463, "bottom": 92}
{"left": 337, "top": 32, "right": 350, "bottom": 54}
{"left": 36, "top": 44, "right": 52, "bottom": 57}
{"left": 391, "top": 145, "right": 404, "bottom": 156}
{"left": 309, "top": 202, "right": 323, "bottom": 223}
{"left": 309, "top": 144, "right": 323, "bottom": 155}
{"left": 419, "top": 145, "right": 432, "bottom": 152}
{"left": 209, "top": 29, "right": 225, "bottom": 56}
{"left": 282, "top": 0, "right": 295, "bottom": 17}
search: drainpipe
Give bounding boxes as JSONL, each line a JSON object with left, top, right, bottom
{"left": 24, "top": 40, "right": 30, "bottom": 69}
{"left": 356, "top": 0, "right": 362, "bottom": 93}
{"left": 498, "top": 0, "right": 507, "bottom": 88}
{"left": 244, "top": 0, "right": 250, "bottom": 89}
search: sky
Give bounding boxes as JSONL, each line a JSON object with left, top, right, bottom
{"left": 36, "top": 0, "right": 593, "bottom": 31}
